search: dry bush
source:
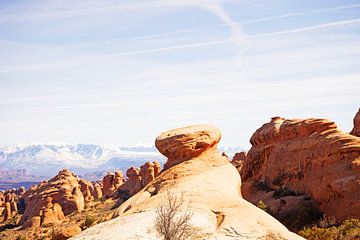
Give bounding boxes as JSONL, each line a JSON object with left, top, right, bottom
{"left": 154, "top": 190, "right": 198, "bottom": 240}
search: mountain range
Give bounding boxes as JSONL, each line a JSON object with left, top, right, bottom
{"left": 0, "top": 143, "right": 244, "bottom": 177}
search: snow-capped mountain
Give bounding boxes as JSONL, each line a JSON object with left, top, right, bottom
{"left": 0, "top": 143, "right": 246, "bottom": 177}
{"left": 0, "top": 143, "right": 163, "bottom": 176}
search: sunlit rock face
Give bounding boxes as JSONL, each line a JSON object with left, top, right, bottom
{"left": 241, "top": 116, "right": 360, "bottom": 222}
{"left": 72, "top": 124, "right": 304, "bottom": 240}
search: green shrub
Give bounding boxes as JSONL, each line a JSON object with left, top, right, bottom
{"left": 257, "top": 200, "right": 269, "bottom": 212}
{"left": 299, "top": 218, "right": 360, "bottom": 240}
{"left": 83, "top": 215, "right": 96, "bottom": 229}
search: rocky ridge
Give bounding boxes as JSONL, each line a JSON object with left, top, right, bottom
{"left": 241, "top": 116, "right": 360, "bottom": 223}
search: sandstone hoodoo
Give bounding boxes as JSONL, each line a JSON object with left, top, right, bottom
{"left": 155, "top": 124, "right": 221, "bottom": 169}
{"left": 73, "top": 124, "right": 303, "bottom": 239}
{"left": 241, "top": 116, "right": 360, "bottom": 223}
{"left": 20, "top": 169, "right": 85, "bottom": 227}
{"left": 351, "top": 108, "right": 360, "bottom": 137}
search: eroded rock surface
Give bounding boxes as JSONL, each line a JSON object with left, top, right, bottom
{"left": 20, "top": 169, "right": 85, "bottom": 227}
{"left": 241, "top": 116, "right": 360, "bottom": 222}
{"left": 155, "top": 124, "right": 221, "bottom": 169}
{"left": 72, "top": 124, "right": 303, "bottom": 240}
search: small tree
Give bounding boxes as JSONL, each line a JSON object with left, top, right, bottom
{"left": 154, "top": 190, "right": 198, "bottom": 240}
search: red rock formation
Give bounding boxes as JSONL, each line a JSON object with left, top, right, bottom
{"left": 0, "top": 190, "right": 18, "bottom": 221}
{"left": 102, "top": 171, "right": 125, "bottom": 197}
{"left": 20, "top": 169, "right": 85, "bottom": 227}
{"left": 118, "top": 167, "right": 142, "bottom": 197}
{"left": 79, "top": 179, "right": 94, "bottom": 203}
{"left": 3, "top": 202, "right": 12, "bottom": 221}
{"left": 114, "top": 171, "right": 124, "bottom": 188}
{"left": 231, "top": 151, "right": 247, "bottom": 172}
{"left": 155, "top": 124, "right": 221, "bottom": 169}
{"left": 140, "top": 161, "right": 161, "bottom": 187}
{"left": 40, "top": 196, "right": 66, "bottom": 225}
{"left": 350, "top": 108, "right": 360, "bottom": 137}
{"left": 241, "top": 117, "right": 360, "bottom": 222}
{"left": 91, "top": 182, "right": 103, "bottom": 200}
{"left": 102, "top": 173, "right": 115, "bottom": 197}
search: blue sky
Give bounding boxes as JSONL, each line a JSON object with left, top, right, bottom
{"left": 0, "top": 0, "right": 360, "bottom": 148}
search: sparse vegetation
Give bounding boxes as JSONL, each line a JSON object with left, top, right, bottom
{"left": 83, "top": 215, "right": 96, "bottom": 229}
{"left": 299, "top": 218, "right": 360, "bottom": 240}
{"left": 257, "top": 200, "right": 269, "bottom": 212}
{"left": 154, "top": 190, "right": 199, "bottom": 240}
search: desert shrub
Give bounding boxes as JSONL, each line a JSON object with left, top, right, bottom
{"left": 16, "top": 236, "right": 26, "bottom": 240}
{"left": 319, "top": 214, "right": 337, "bottom": 228}
{"left": 154, "top": 190, "right": 198, "bottom": 240}
{"left": 83, "top": 215, "right": 96, "bottom": 229}
{"left": 276, "top": 199, "right": 322, "bottom": 231}
{"left": 253, "top": 180, "right": 272, "bottom": 192}
{"left": 299, "top": 218, "right": 360, "bottom": 240}
{"left": 272, "top": 187, "right": 297, "bottom": 199}
{"left": 257, "top": 200, "right": 269, "bottom": 212}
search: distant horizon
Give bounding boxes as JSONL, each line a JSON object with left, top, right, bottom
{"left": 1, "top": 0, "right": 359, "bottom": 149}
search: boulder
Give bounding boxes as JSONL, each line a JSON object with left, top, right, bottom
{"left": 155, "top": 124, "right": 221, "bottom": 169}
{"left": 53, "top": 225, "right": 82, "bottom": 240}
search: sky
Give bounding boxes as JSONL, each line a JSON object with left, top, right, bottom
{"left": 0, "top": 0, "right": 360, "bottom": 149}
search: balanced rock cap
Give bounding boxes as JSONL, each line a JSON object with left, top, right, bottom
{"left": 155, "top": 124, "right": 221, "bottom": 168}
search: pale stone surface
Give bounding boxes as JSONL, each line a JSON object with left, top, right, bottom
{"left": 72, "top": 125, "right": 303, "bottom": 240}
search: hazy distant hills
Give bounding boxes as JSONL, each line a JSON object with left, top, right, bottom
{"left": 0, "top": 143, "right": 244, "bottom": 177}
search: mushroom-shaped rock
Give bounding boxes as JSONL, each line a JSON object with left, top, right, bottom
{"left": 155, "top": 124, "right": 221, "bottom": 169}
{"left": 72, "top": 124, "right": 303, "bottom": 240}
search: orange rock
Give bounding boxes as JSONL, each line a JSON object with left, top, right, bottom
{"left": 114, "top": 171, "right": 125, "bottom": 188}
{"left": 92, "top": 182, "right": 103, "bottom": 200}
{"left": 350, "top": 108, "right": 360, "bottom": 137}
{"left": 20, "top": 169, "right": 84, "bottom": 227}
{"left": 3, "top": 202, "right": 12, "bottom": 221}
{"left": 79, "top": 179, "right": 94, "bottom": 203}
{"left": 40, "top": 197, "right": 66, "bottom": 225}
{"left": 21, "top": 216, "right": 41, "bottom": 229}
{"left": 117, "top": 167, "right": 142, "bottom": 201}
{"left": 241, "top": 117, "right": 360, "bottom": 222}
{"left": 53, "top": 225, "right": 82, "bottom": 240}
{"left": 102, "top": 173, "right": 115, "bottom": 197}
{"left": 155, "top": 124, "right": 221, "bottom": 169}
{"left": 140, "top": 161, "right": 161, "bottom": 187}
